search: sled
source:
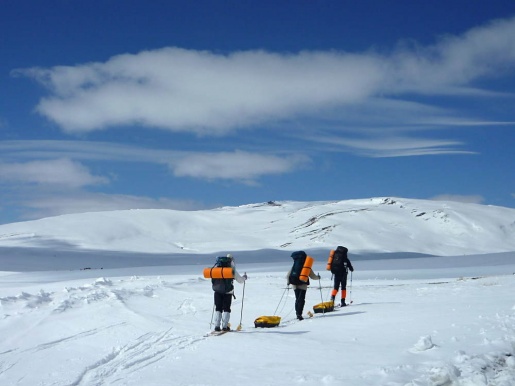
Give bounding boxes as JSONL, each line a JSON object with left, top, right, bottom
{"left": 313, "top": 301, "right": 334, "bottom": 314}
{"left": 254, "top": 315, "right": 281, "bottom": 328}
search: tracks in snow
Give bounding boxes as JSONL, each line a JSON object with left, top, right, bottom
{"left": 0, "top": 275, "right": 212, "bottom": 385}
{"left": 67, "top": 327, "right": 205, "bottom": 386}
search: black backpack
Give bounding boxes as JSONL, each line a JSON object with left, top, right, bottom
{"left": 288, "top": 251, "right": 307, "bottom": 285}
{"left": 211, "top": 256, "right": 234, "bottom": 294}
{"left": 331, "top": 246, "right": 349, "bottom": 274}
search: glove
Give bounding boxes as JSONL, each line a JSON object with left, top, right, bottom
{"left": 350, "top": 268, "right": 354, "bottom": 272}
{"left": 243, "top": 273, "right": 248, "bottom": 280}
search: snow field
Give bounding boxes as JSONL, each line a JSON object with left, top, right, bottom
{"left": 1, "top": 263, "right": 514, "bottom": 385}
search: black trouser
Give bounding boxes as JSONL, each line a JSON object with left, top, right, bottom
{"left": 214, "top": 292, "right": 232, "bottom": 313}
{"left": 294, "top": 288, "right": 306, "bottom": 316}
{"left": 333, "top": 272, "right": 348, "bottom": 292}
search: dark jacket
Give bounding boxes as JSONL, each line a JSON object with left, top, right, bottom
{"left": 332, "top": 246, "right": 354, "bottom": 275}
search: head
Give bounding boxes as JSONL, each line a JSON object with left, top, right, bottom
{"left": 337, "top": 246, "right": 348, "bottom": 253}
{"left": 226, "top": 253, "right": 235, "bottom": 266}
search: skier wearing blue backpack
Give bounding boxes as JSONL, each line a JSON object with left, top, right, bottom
{"left": 286, "top": 251, "right": 321, "bottom": 320}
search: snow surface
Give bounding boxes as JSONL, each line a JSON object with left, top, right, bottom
{"left": 1, "top": 198, "right": 515, "bottom": 385}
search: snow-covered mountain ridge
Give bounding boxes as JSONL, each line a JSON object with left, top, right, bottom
{"left": 0, "top": 197, "right": 514, "bottom": 255}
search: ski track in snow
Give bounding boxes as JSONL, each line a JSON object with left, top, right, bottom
{"left": 0, "top": 276, "right": 211, "bottom": 386}
{"left": 67, "top": 328, "right": 204, "bottom": 386}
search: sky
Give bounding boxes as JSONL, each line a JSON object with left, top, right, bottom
{"left": 1, "top": 0, "right": 515, "bottom": 225}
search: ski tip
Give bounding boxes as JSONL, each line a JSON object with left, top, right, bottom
{"left": 207, "top": 330, "right": 230, "bottom": 336}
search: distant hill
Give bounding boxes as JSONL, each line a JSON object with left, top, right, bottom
{"left": 0, "top": 197, "right": 514, "bottom": 256}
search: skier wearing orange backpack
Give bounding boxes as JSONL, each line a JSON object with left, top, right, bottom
{"left": 328, "top": 246, "right": 354, "bottom": 307}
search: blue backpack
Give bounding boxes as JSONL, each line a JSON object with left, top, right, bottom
{"left": 288, "top": 251, "right": 307, "bottom": 285}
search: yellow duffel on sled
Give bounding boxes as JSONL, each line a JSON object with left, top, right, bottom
{"left": 254, "top": 315, "right": 281, "bottom": 328}
{"left": 313, "top": 301, "right": 334, "bottom": 314}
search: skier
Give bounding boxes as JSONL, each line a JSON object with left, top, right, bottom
{"left": 286, "top": 251, "right": 321, "bottom": 320}
{"left": 329, "top": 246, "right": 354, "bottom": 307}
{"left": 212, "top": 254, "right": 247, "bottom": 331}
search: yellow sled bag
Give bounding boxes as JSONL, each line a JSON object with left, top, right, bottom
{"left": 254, "top": 315, "right": 281, "bottom": 328}
{"left": 313, "top": 301, "right": 334, "bottom": 314}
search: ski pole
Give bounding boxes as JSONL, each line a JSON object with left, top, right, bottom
{"left": 349, "top": 271, "right": 353, "bottom": 304}
{"left": 327, "top": 273, "right": 334, "bottom": 302}
{"left": 209, "top": 303, "right": 215, "bottom": 329}
{"left": 237, "top": 274, "right": 246, "bottom": 331}
{"left": 274, "top": 285, "right": 289, "bottom": 315}
{"left": 318, "top": 274, "right": 325, "bottom": 315}
{"left": 318, "top": 274, "right": 324, "bottom": 302}
{"left": 318, "top": 275, "right": 323, "bottom": 299}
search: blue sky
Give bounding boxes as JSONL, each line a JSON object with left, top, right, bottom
{"left": 1, "top": 0, "right": 515, "bottom": 224}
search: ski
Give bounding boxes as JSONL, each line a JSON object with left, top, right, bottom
{"left": 277, "top": 312, "right": 314, "bottom": 326}
{"left": 206, "top": 328, "right": 240, "bottom": 336}
{"left": 205, "top": 330, "right": 230, "bottom": 336}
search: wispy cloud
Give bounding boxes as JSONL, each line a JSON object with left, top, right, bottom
{"left": 15, "top": 192, "right": 207, "bottom": 221}
{"left": 170, "top": 151, "right": 309, "bottom": 184}
{"left": 0, "top": 141, "right": 313, "bottom": 220}
{"left": 0, "top": 158, "right": 108, "bottom": 188}
{"left": 0, "top": 140, "right": 179, "bottom": 163}
{"left": 387, "top": 16, "right": 515, "bottom": 93}
{"left": 431, "top": 194, "right": 485, "bottom": 205}
{"left": 308, "top": 134, "right": 477, "bottom": 157}
{"left": 0, "top": 140, "right": 309, "bottom": 184}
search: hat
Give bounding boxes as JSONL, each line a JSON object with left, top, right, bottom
{"left": 226, "top": 253, "right": 233, "bottom": 259}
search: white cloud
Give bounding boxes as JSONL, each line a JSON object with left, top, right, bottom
{"left": 15, "top": 16, "right": 515, "bottom": 137}
{"left": 17, "top": 49, "right": 383, "bottom": 134}
{"left": 0, "top": 158, "right": 108, "bottom": 188}
{"left": 170, "top": 151, "right": 309, "bottom": 183}
{"left": 0, "top": 146, "right": 216, "bottom": 221}
{"left": 431, "top": 194, "right": 485, "bottom": 205}
{"left": 0, "top": 141, "right": 309, "bottom": 183}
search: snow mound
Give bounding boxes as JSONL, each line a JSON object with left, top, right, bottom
{"left": 411, "top": 335, "right": 436, "bottom": 352}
